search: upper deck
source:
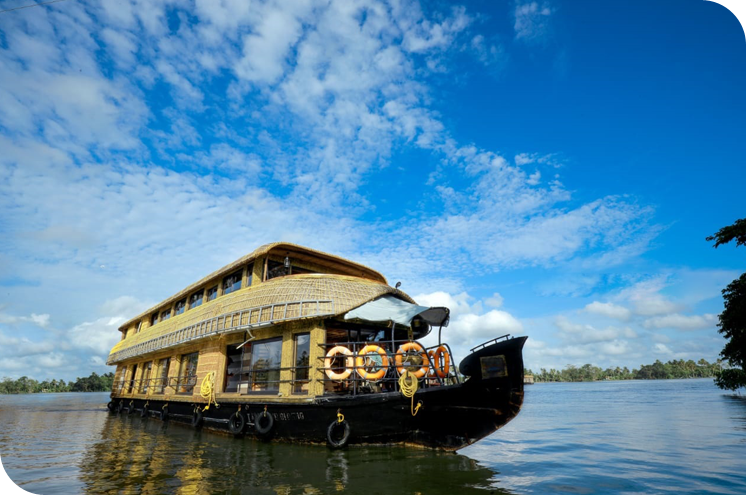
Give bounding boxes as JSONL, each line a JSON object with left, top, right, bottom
{"left": 107, "top": 243, "right": 405, "bottom": 365}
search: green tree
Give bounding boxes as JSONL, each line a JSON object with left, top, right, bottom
{"left": 707, "top": 218, "right": 746, "bottom": 390}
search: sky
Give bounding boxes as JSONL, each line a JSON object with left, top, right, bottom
{"left": 0, "top": 0, "right": 744, "bottom": 381}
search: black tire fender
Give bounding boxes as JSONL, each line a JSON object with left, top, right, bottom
{"left": 140, "top": 405, "right": 148, "bottom": 418}
{"left": 191, "top": 408, "right": 203, "bottom": 428}
{"left": 107, "top": 401, "right": 116, "bottom": 413}
{"left": 327, "top": 420, "right": 351, "bottom": 449}
{"left": 228, "top": 411, "right": 246, "bottom": 435}
{"left": 254, "top": 411, "right": 274, "bottom": 437}
{"left": 160, "top": 406, "right": 169, "bottom": 422}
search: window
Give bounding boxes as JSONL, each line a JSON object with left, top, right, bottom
{"left": 174, "top": 298, "right": 186, "bottom": 316}
{"left": 266, "top": 259, "right": 286, "bottom": 280}
{"left": 189, "top": 290, "right": 203, "bottom": 309}
{"left": 155, "top": 357, "right": 170, "bottom": 394}
{"left": 224, "top": 344, "right": 244, "bottom": 393}
{"left": 207, "top": 286, "right": 218, "bottom": 302}
{"left": 151, "top": 313, "right": 159, "bottom": 326}
{"left": 222, "top": 271, "right": 242, "bottom": 295}
{"left": 292, "top": 333, "right": 310, "bottom": 394}
{"left": 177, "top": 352, "right": 199, "bottom": 394}
{"left": 247, "top": 338, "right": 282, "bottom": 393}
{"left": 127, "top": 364, "right": 138, "bottom": 393}
{"left": 160, "top": 309, "right": 171, "bottom": 321}
{"left": 139, "top": 361, "right": 153, "bottom": 393}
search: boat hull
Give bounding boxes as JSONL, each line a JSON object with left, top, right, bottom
{"left": 108, "top": 336, "right": 526, "bottom": 450}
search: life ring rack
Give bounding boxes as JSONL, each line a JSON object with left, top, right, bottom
{"left": 355, "top": 345, "right": 389, "bottom": 381}
{"left": 324, "top": 346, "right": 354, "bottom": 381}
{"left": 432, "top": 345, "right": 451, "bottom": 378}
{"left": 395, "top": 341, "right": 429, "bottom": 379}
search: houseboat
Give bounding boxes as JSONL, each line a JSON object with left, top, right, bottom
{"left": 106, "top": 243, "right": 527, "bottom": 450}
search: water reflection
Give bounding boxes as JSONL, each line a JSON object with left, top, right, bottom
{"left": 79, "top": 414, "right": 509, "bottom": 494}
{"left": 722, "top": 394, "right": 746, "bottom": 435}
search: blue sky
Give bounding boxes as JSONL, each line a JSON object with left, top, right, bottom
{"left": 0, "top": 0, "right": 744, "bottom": 381}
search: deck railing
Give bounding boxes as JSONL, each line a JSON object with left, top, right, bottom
{"left": 107, "top": 299, "right": 335, "bottom": 365}
{"left": 111, "top": 340, "right": 459, "bottom": 398}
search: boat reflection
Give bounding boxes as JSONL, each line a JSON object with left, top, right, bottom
{"left": 79, "top": 414, "right": 512, "bottom": 494}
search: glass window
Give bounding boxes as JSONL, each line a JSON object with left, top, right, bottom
{"left": 178, "top": 352, "right": 199, "bottom": 394}
{"left": 174, "top": 298, "right": 186, "bottom": 315}
{"left": 151, "top": 313, "right": 159, "bottom": 326}
{"left": 189, "top": 290, "right": 203, "bottom": 309}
{"left": 248, "top": 338, "right": 282, "bottom": 393}
{"left": 225, "top": 344, "right": 244, "bottom": 393}
{"left": 160, "top": 309, "right": 171, "bottom": 321}
{"left": 207, "top": 286, "right": 218, "bottom": 302}
{"left": 139, "top": 361, "right": 153, "bottom": 393}
{"left": 127, "top": 364, "right": 138, "bottom": 393}
{"left": 266, "top": 259, "right": 286, "bottom": 280}
{"left": 156, "top": 357, "right": 170, "bottom": 394}
{"left": 222, "top": 271, "right": 242, "bottom": 295}
{"left": 293, "top": 333, "right": 310, "bottom": 394}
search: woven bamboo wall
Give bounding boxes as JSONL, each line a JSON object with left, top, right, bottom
{"left": 116, "top": 242, "right": 388, "bottom": 331}
{"left": 108, "top": 274, "right": 410, "bottom": 362}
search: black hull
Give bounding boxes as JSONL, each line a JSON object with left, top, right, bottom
{"left": 109, "top": 336, "right": 527, "bottom": 451}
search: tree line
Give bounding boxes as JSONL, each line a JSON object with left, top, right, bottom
{"left": 0, "top": 372, "right": 114, "bottom": 394}
{"left": 525, "top": 358, "right": 723, "bottom": 383}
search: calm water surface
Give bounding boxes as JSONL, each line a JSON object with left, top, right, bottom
{"left": 1, "top": 379, "right": 744, "bottom": 494}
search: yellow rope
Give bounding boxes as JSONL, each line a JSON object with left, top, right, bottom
{"left": 200, "top": 372, "right": 218, "bottom": 411}
{"left": 398, "top": 370, "right": 422, "bottom": 416}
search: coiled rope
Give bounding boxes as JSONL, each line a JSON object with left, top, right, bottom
{"left": 398, "top": 370, "right": 422, "bottom": 416}
{"left": 200, "top": 372, "right": 218, "bottom": 411}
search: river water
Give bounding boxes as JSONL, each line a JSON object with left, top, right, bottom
{"left": 1, "top": 379, "right": 744, "bottom": 494}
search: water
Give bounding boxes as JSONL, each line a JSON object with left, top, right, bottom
{"left": 1, "top": 379, "right": 744, "bottom": 494}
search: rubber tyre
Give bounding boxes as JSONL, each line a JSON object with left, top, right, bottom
{"left": 107, "top": 401, "right": 116, "bottom": 413}
{"left": 228, "top": 411, "right": 246, "bottom": 435}
{"left": 327, "top": 420, "right": 351, "bottom": 449}
{"left": 254, "top": 411, "right": 274, "bottom": 437}
{"left": 140, "top": 405, "right": 148, "bottom": 418}
{"left": 191, "top": 409, "right": 203, "bottom": 428}
{"left": 117, "top": 401, "right": 124, "bottom": 414}
{"left": 127, "top": 403, "right": 135, "bottom": 415}
{"left": 160, "top": 406, "right": 169, "bottom": 422}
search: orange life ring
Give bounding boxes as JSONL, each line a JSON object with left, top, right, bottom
{"left": 395, "top": 341, "right": 429, "bottom": 379}
{"left": 433, "top": 345, "right": 450, "bottom": 378}
{"left": 356, "top": 345, "right": 389, "bottom": 381}
{"left": 325, "top": 346, "right": 354, "bottom": 381}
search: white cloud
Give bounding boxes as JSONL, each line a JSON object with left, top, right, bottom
{"left": 643, "top": 313, "right": 718, "bottom": 331}
{"left": 616, "top": 277, "right": 682, "bottom": 316}
{"left": 0, "top": 312, "right": 51, "bottom": 328}
{"left": 555, "top": 316, "right": 637, "bottom": 344}
{"left": 68, "top": 316, "right": 127, "bottom": 355}
{"left": 413, "top": 291, "right": 477, "bottom": 317}
{"left": 653, "top": 343, "right": 673, "bottom": 355}
{"left": 583, "top": 301, "right": 632, "bottom": 321}
{"left": 0, "top": 0, "right": 665, "bottom": 380}
{"left": 485, "top": 293, "right": 504, "bottom": 308}
{"left": 414, "top": 291, "right": 522, "bottom": 362}
{"left": 514, "top": 1, "right": 553, "bottom": 42}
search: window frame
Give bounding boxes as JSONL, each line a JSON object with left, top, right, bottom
{"left": 292, "top": 332, "right": 311, "bottom": 395}
{"left": 222, "top": 270, "right": 242, "bottom": 296}
{"left": 189, "top": 290, "right": 203, "bottom": 309}
{"left": 245, "top": 337, "right": 283, "bottom": 394}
